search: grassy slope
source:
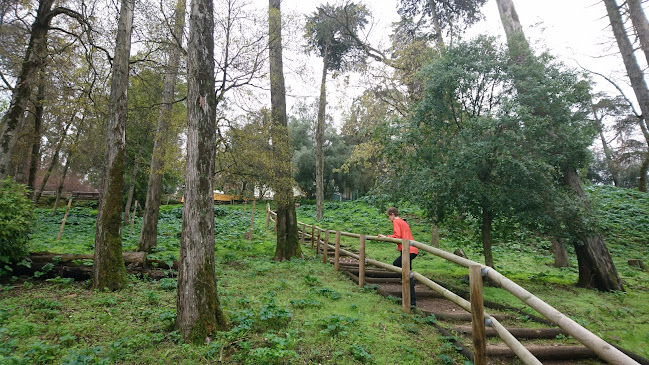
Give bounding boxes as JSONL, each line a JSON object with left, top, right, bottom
{"left": 2, "top": 185, "right": 647, "bottom": 363}
{"left": 2, "top": 205, "right": 463, "bottom": 364}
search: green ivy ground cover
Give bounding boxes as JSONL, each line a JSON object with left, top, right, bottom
{"left": 2, "top": 185, "right": 648, "bottom": 363}
{"left": 2, "top": 204, "right": 464, "bottom": 364}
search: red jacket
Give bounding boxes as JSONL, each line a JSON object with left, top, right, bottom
{"left": 388, "top": 218, "right": 418, "bottom": 254}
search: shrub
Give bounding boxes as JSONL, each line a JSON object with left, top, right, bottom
{"left": 0, "top": 178, "right": 34, "bottom": 275}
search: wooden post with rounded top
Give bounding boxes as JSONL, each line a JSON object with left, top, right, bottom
{"left": 301, "top": 223, "right": 306, "bottom": 245}
{"left": 334, "top": 231, "right": 341, "bottom": 271}
{"left": 470, "top": 264, "right": 487, "bottom": 365}
{"left": 401, "top": 239, "right": 411, "bottom": 313}
{"left": 316, "top": 228, "right": 321, "bottom": 254}
{"left": 311, "top": 225, "right": 315, "bottom": 249}
{"left": 323, "top": 230, "right": 329, "bottom": 264}
{"left": 265, "top": 203, "right": 270, "bottom": 229}
{"left": 359, "top": 235, "right": 366, "bottom": 288}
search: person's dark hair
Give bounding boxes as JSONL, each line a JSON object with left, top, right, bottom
{"left": 386, "top": 207, "right": 399, "bottom": 216}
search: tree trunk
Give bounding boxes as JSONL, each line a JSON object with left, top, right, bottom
{"left": 639, "top": 152, "right": 649, "bottom": 192}
{"left": 176, "top": 0, "right": 227, "bottom": 342}
{"left": 594, "top": 112, "right": 620, "bottom": 186}
{"left": 52, "top": 118, "right": 83, "bottom": 215}
{"left": 138, "top": 0, "right": 186, "bottom": 253}
{"left": 551, "top": 237, "right": 570, "bottom": 268}
{"left": 28, "top": 69, "right": 47, "bottom": 197}
{"left": 269, "top": 0, "right": 301, "bottom": 260}
{"left": 627, "top": 0, "right": 649, "bottom": 66}
{"left": 603, "top": 0, "right": 649, "bottom": 144}
{"left": 34, "top": 122, "right": 71, "bottom": 204}
{"left": 481, "top": 206, "right": 494, "bottom": 269}
{"left": 563, "top": 168, "right": 623, "bottom": 290}
{"left": 123, "top": 145, "right": 142, "bottom": 225}
{"left": 52, "top": 156, "right": 70, "bottom": 215}
{"left": 93, "top": 0, "right": 134, "bottom": 291}
{"left": 0, "top": 0, "right": 54, "bottom": 179}
{"left": 315, "top": 46, "right": 329, "bottom": 221}
{"left": 496, "top": 0, "right": 623, "bottom": 291}
{"left": 427, "top": 0, "right": 445, "bottom": 51}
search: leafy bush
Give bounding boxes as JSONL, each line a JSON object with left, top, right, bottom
{"left": 0, "top": 178, "right": 34, "bottom": 274}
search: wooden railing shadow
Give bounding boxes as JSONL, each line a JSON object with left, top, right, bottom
{"left": 266, "top": 204, "right": 640, "bottom": 365}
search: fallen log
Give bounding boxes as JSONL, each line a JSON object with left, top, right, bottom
{"left": 10, "top": 261, "right": 173, "bottom": 281}
{"left": 29, "top": 251, "right": 147, "bottom": 266}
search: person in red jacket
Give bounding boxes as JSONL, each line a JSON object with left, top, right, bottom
{"left": 378, "top": 206, "right": 417, "bottom": 307}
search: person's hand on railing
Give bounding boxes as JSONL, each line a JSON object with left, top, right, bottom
{"left": 377, "top": 234, "right": 386, "bottom": 238}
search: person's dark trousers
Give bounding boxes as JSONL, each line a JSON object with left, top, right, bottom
{"left": 393, "top": 253, "right": 417, "bottom": 307}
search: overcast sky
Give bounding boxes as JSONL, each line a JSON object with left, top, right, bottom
{"left": 256, "top": 0, "right": 646, "bottom": 125}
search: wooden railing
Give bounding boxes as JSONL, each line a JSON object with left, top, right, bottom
{"left": 266, "top": 204, "right": 639, "bottom": 365}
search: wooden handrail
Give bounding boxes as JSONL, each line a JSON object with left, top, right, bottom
{"left": 266, "top": 205, "right": 639, "bottom": 365}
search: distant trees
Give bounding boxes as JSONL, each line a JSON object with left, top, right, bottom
{"left": 0, "top": 0, "right": 85, "bottom": 180}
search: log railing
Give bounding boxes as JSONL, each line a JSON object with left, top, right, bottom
{"left": 265, "top": 204, "right": 639, "bottom": 365}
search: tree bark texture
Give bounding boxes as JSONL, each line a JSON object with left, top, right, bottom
{"left": 138, "top": 0, "right": 186, "bottom": 253}
{"left": 93, "top": 0, "right": 135, "bottom": 291}
{"left": 315, "top": 46, "right": 328, "bottom": 221}
{"left": 176, "top": 0, "right": 227, "bottom": 342}
{"left": 496, "top": 0, "right": 623, "bottom": 291}
{"left": 0, "top": 0, "right": 55, "bottom": 179}
{"left": 123, "top": 145, "right": 142, "bottom": 225}
{"left": 481, "top": 207, "right": 494, "bottom": 269}
{"left": 269, "top": 0, "right": 301, "bottom": 260}
{"left": 28, "top": 70, "right": 47, "bottom": 197}
{"left": 551, "top": 237, "right": 570, "bottom": 268}
{"left": 563, "top": 168, "right": 623, "bottom": 290}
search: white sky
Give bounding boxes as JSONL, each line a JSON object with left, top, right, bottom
{"left": 249, "top": 0, "right": 646, "bottom": 126}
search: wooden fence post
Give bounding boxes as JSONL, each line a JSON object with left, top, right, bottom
{"left": 334, "top": 231, "right": 341, "bottom": 271}
{"left": 323, "top": 230, "right": 329, "bottom": 264}
{"left": 359, "top": 235, "right": 366, "bottom": 288}
{"left": 311, "top": 225, "right": 315, "bottom": 249}
{"left": 316, "top": 228, "right": 321, "bottom": 254}
{"left": 401, "top": 239, "right": 411, "bottom": 313}
{"left": 470, "top": 264, "right": 487, "bottom": 365}
{"left": 265, "top": 203, "right": 270, "bottom": 229}
{"left": 247, "top": 200, "right": 256, "bottom": 240}
{"left": 301, "top": 223, "right": 306, "bottom": 245}
{"left": 57, "top": 198, "right": 73, "bottom": 240}
{"left": 130, "top": 200, "right": 139, "bottom": 235}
